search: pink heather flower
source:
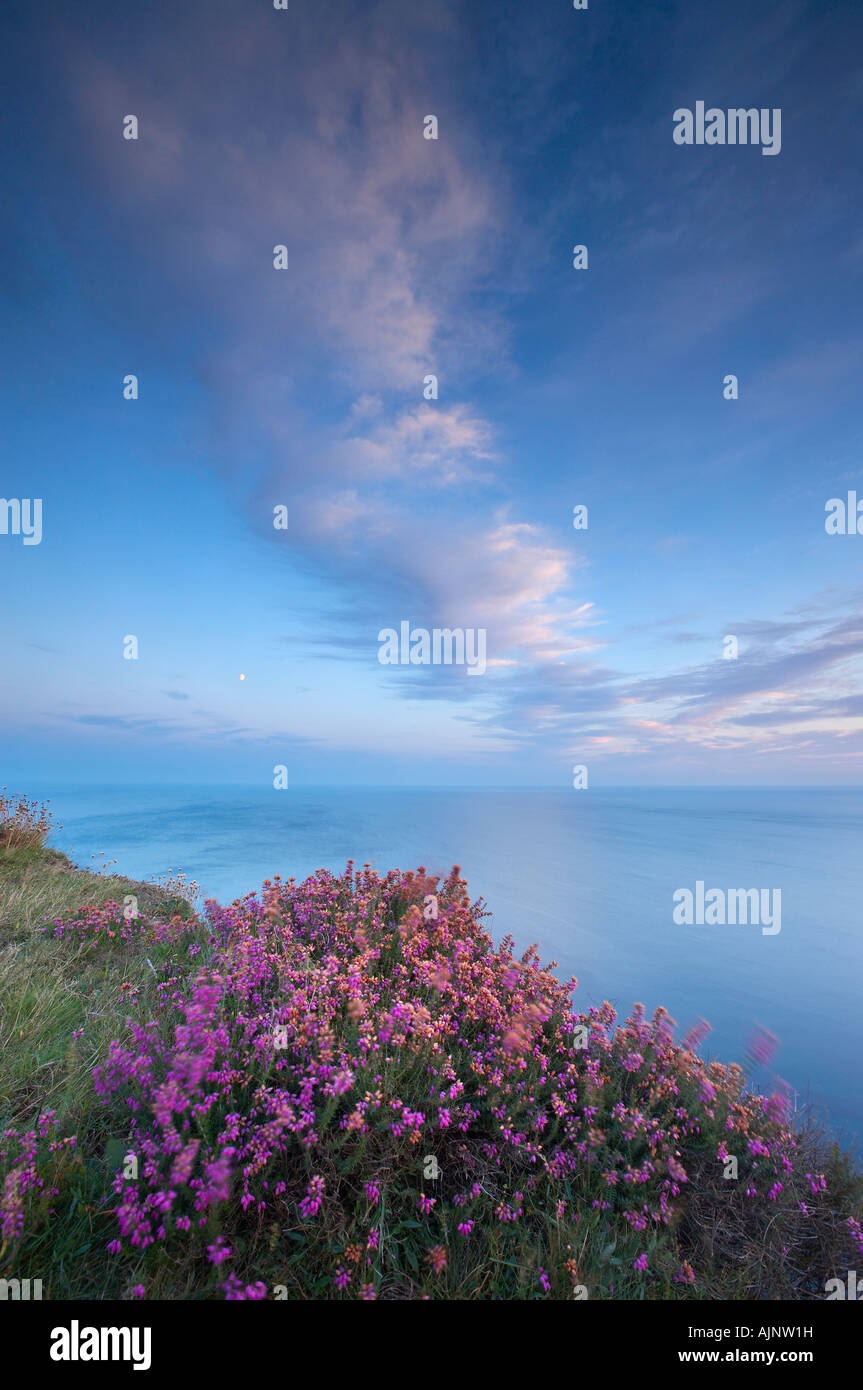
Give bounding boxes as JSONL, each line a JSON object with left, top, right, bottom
{"left": 333, "top": 1264, "right": 351, "bottom": 1290}
{"left": 367, "top": 1229, "right": 379, "bottom": 1251}
{"left": 682, "top": 1019, "right": 711, "bottom": 1051}
{"left": 766, "top": 1088, "right": 791, "bottom": 1124}
{"left": 131, "top": 1285, "right": 145, "bottom": 1299}
{"left": 539, "top": 1267, "right": 551, "bottom": 1293}
{"left": 745, "top": 1025, "right": 778, "bottom": 1070}
{"left": 222, "top": 1276, "right": 268, "bottom": 1300}
{"left": 363, "top": 1182, "right": 380, "bottom": 1205}
{"left": 417, "top": 1195, "right": 436, "bottom": 1216}
{"left": 1, "top": 1171, "right": 24, "bottom": 1240}
{"left": 457, "top": 1221, "right": 474, "bottom": 1235}
{"left": 207, "top": 1237, "right": 232, "bottom": 1266}
{"left": 768, "top": 1182, "right": 782, "bottom": 1201}
{"left": 299, "top": 1174, "right": 325, "bottom": 1219}
{"left": 358, "top": 1283, "right": 377, "bottom": 1300}
{"left": 201, "top": 1149, "right": 235, "bottom": 1206}
{"left": 106, "top": 1240, "right": 122, "bottom": 1255}
{"left": 633, "top": 1253, "right": 648, "bottom": 1273}
{"left": 667, "top": 1157, "right": 688, "bottom": 1184}
{"left": 170, "top": 1140, "right": 200, "bottom": 1187}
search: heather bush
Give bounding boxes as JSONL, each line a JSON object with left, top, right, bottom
{"left": 0, "top": 1113, "right": 81, "bottom": 1242}
{"left": 42, "top": 900, "right": 196, "bottom": 948}
{"left": 2, "top": 856, "right": 860, "bottom": 1299}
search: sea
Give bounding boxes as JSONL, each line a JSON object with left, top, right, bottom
{"left": 19, "top": 782, "right": 863, "bottom": 1152}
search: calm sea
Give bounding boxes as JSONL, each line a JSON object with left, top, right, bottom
{"left": 20, "top": 783, "right": 863, "bottom": 1151}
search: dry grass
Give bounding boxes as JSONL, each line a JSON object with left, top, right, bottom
{"left": 0, "top": 789, "right": 56, "bottom": 850}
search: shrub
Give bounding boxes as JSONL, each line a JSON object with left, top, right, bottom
{"left": 42, "top": 901, "right": 195, "bottom": 948}
{"left": 71, "top": 862, "right": 859, "bottom": 1300}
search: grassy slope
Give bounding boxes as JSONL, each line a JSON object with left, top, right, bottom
{"left": 0, "top": 839, "right": 212, "bottom": 1298}
{"left": 1, "top": 843, "right": 197, "bottom": 1131}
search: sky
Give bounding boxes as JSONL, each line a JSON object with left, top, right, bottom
{"left": 2, "top": 0, "right": 863, "bottom": 786}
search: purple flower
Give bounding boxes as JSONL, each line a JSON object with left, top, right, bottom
{"left": 299, "top": 1175, "right": 325, "bottom": 1219}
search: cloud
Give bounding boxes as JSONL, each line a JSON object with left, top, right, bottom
{"left": 41, "top": 2, "right": 863, "bottom": 778}
{"left": 60, "top": 6, "right": 589, "bottom": 706}
{"left": 65, "top": 7, "right": 502, "bottom": 395}
{"left": 64, "top": 714, "right": 187, "bottom": 732}
{"left": 436, "top": 596, "right": 863, "bottom": 765}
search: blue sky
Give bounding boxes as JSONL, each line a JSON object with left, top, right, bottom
{"left": 2, "top": 0, "right": 863, "bottom": 786}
